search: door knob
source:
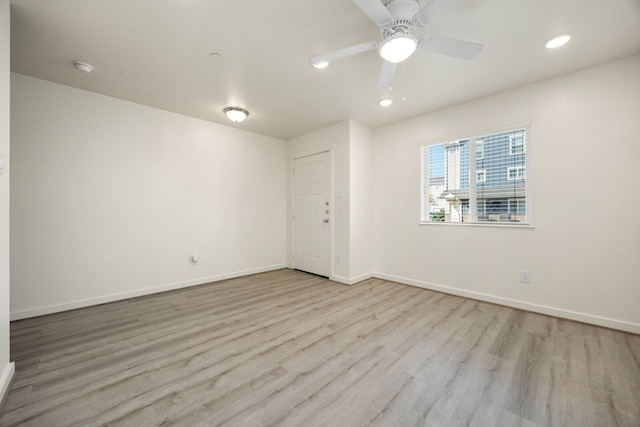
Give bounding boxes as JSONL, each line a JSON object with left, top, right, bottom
{"left": 323, "top": 218, "right": 329, "bottom": 223}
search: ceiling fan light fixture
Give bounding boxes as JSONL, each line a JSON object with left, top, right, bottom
{"left": 545, "top": 34, "right": 572, "bottom": 49}
{"left": 310, "top": 56, "right": 330, "bottom": 69}
{"left": 379, "top": 33, "right": 417, "bottom": 63}
{"left": 223, "top": 107, "right": 249, "bottom": 123}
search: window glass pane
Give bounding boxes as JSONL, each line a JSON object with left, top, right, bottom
{"left": 422, "top": 144, "right": 446, "bottom": 221}
{"left": 510, "top": 134, "right": 525, "bottom": 155}
{"left": 476, "top": 139, "right": 484, "bottom": 160}
{"left": 422, "top": 127, "right": 528, "bottom": 224}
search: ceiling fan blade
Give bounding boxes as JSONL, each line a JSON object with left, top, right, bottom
{"left": 414, "top": 0, "right": 470, "bottom": 27}
{"left": 418, "top": 36, "right": 483, "bottom": 60}
{"left": 377, "top": 61, "right": 397, "bottom": 89}
{"left": 352, "top": 0, "right": 394, "bottom": 27}
{"left": 310, "top": 41, "right": 378, "bottom": 67}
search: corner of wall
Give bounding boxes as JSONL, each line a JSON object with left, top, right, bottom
{"left": 0, "top": 0, "right": 13, "bottom": 408}
{"left": 0, "top": 362, "right": 15, "bottom": 413}
{"left": 347, "top": 120, "right": 374, "bottom": 281}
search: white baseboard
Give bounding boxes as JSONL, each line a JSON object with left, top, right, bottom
{"left": 0, "top": 362, "right": 15, "bottom": 410}
{"left": 11, "top": 266, "right": 639, "bottom": 334}
{"left": 10, "top": 264, "right": 287, "bottom": 320}
{"left": 331, "top": 272, "right": 373, "bottom": 286}
{"left": 350, "top": 272, "right": 374, "bottom": 284}
{"left": 374, "top": 272, "right": 640, "bottom": 334}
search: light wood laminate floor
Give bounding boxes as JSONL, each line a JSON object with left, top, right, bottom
{"left": 1, "top": 269, "right": 639, "bottom": 426}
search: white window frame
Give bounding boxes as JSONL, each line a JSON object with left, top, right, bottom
{"left": 476, "top": 169, "right": 486, "bottom": 183}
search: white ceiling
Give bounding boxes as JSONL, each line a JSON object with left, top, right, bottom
{"left": 9, "top": 0, "right": 640, "bottom": 140}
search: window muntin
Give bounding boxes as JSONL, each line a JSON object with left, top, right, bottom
{"left": 421, "top": 127, "right": 529, "bottom": 224}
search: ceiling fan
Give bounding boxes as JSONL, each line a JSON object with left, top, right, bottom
{"left": 310, "top": 0, "right": 483, "bottom": 89}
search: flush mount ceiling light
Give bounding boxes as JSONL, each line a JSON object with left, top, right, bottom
{"left": 545, "top": 34, "right": 572, "bottom": 49}
{"left": 378, "top": 33, "right": 418, "bottom": 63}
{"left": 73, "top": 61, "right": 93, "bottom": 73}
{"left": 379, "top": 98, "right": 393, "bottom": 107}
{"left": 223, "top": 107, "right": 249, "bottom": 123}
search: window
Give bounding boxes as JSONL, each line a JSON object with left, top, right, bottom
{"left": 476, "top": 139, "right": 484, "bottom": 160}
{"left": 421, "top": 127, "right": 529, "bottom": 224}
{"left": 510, "top": 134, "right": 525, "bottom": 155}
{"left": 477, "top": 199, "right": 487, "bottom": 214}
{"left": 507, "top": 166, "right": 526, "bottom": 180}
{"left": 509, "top": 199, "right": 526, "bottom": 214}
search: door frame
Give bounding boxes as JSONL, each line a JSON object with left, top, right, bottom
{"left": 289, "top": 149, "right": 334, "bottom": 280}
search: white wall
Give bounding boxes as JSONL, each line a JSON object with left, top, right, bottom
{"left": 372, "top": 54, "right": 640, "bottom": 333}
{"left": 10, "top": 74, "right": 288, "bottom": 319}
{"left": 0, "top": 0, "right": 14, "bottom": 406}
{"left": 348, "top": 122, "right": 373, "bottom": 282}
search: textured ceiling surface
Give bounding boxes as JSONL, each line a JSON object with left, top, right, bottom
{"left": 9, "top": 0, "right": 640, "bottom": 139}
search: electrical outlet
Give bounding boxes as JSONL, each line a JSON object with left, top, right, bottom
{"left": 520, "top": 271, "right": 531, "bottom": 284}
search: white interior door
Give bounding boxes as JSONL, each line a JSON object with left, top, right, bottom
{"left": 293, "top": 152, "right": 330, "bottom": 277}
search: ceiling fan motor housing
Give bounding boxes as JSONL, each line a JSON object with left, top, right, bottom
{"left": 382, "top": 0, "right": 420, "bottom": 38}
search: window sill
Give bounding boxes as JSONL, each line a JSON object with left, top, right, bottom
{"left": 419, "top": 221, "right": 534, "bottom": 229}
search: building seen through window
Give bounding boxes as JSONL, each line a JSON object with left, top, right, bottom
{"left": 421, "top": 128, "right": 528, "bottom": 224}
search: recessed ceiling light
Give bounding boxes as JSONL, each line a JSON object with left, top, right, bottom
{"left": 545, "top": 34, "right": 572, "bottom": 49}
{"left": 223, "top": 107, "right": 249, "bottom": 123}
{"left": 73, "top": 61, "right": 93, "bottom": 73}
{"left": 379, "top": 99, "right": 393, "bottom": 107}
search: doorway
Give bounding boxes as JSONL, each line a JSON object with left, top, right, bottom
{"left": 293, "top": 152, "right": 331, "bottom": 277}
